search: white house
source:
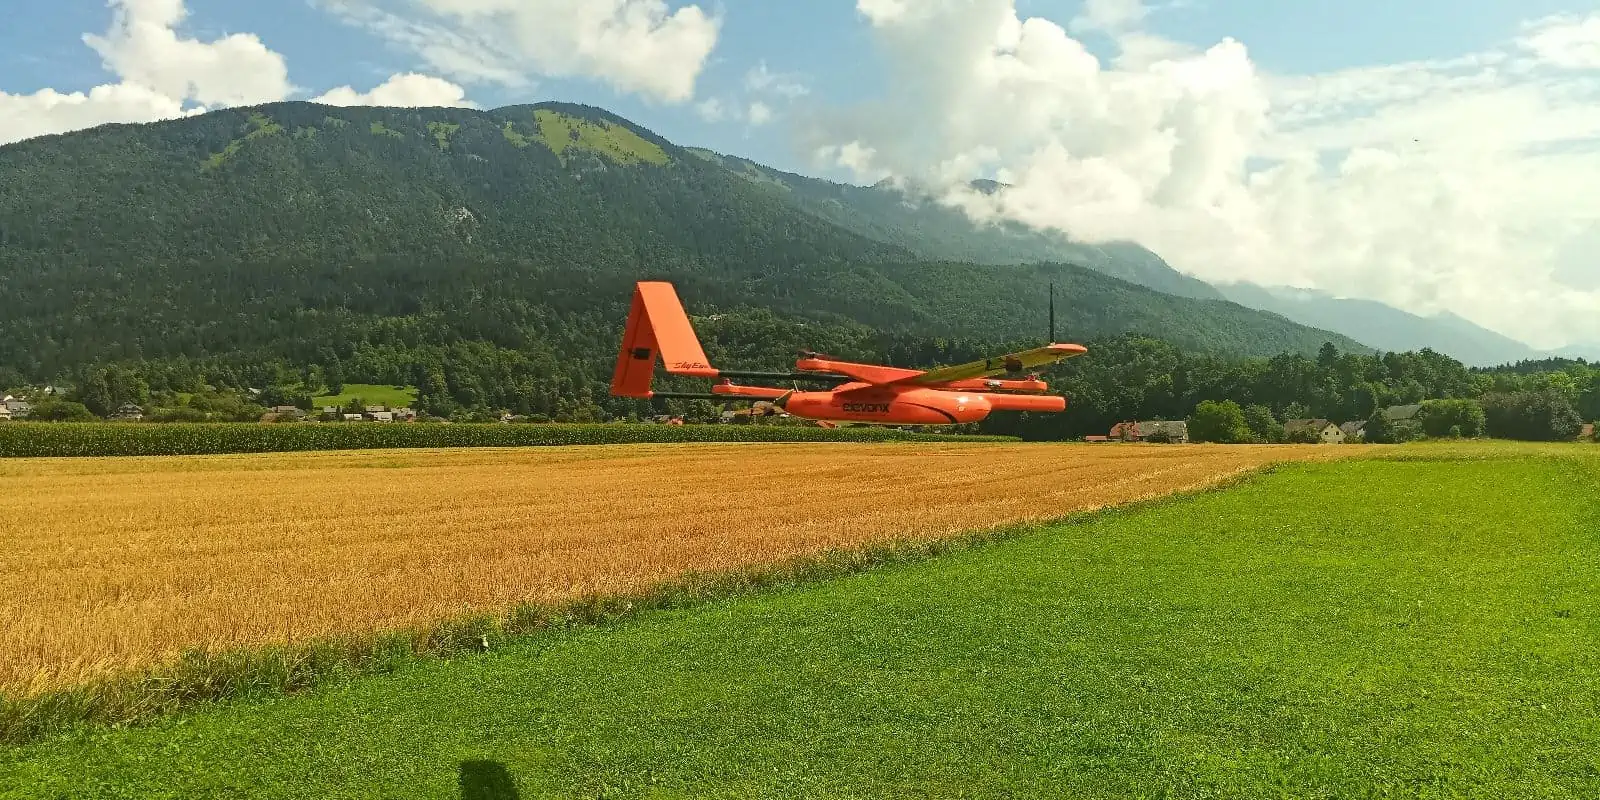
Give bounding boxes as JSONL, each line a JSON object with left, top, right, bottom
{"left": 1286, "top": 419, "right": 1346, "bottom": 444}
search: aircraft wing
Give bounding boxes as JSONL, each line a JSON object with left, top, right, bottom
{"left": 897, "top": 343, "right": 1088, "bottom": 386}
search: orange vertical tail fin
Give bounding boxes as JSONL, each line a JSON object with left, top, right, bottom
{"left": 610, "top": 281, "right": 719, "bottom": 398}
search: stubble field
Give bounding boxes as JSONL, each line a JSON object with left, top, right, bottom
{"left": 0, "top": 441, "right": 1349, "bottom": 696}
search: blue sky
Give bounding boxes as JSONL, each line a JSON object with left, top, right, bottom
{"left": 0, "top": 0, "right": 1579, "bottom": 176}
{"left": 2, "top": 0, "right": 1598, "bottom": 346}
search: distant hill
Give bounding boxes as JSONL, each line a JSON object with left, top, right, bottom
{"left": 1547, "top": 342, "right": 1600, "bottom": 363}
{"left": 1214, "top": 282, "right": 1545, "bottom": 367}
{"left": 684, "top": 149, "right": 1225, "bottom": 302}
{"left": 0, "top": 101, "right": 1364, "bottom": 393}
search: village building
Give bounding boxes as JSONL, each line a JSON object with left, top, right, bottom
{"left": 1383, "top": 404, "right": 1423, "bottom": 423}
{"left": 264, "top": 406, "right": 306, "bottom": 422}
{"left": 1109, "top": 420, "right": 1189, "bottom": 443}
{"left": 4, "top": 398, "right": 31, "bottom": 418}
{"left": 1286, "top": 419, "right": 1346, "bottom": 444}
{"left": 1339, "top": 421, "right": 1367, "bottom": 442}
{"left": 0, "top": 406, "right": 10, "bottom": 421}
{"left": 111, "top": 403, "right": 145, "bottom": 421}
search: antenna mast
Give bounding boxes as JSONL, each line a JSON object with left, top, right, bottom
{"left": 1048, "top": 282, "right": 1056, "bottom": 343}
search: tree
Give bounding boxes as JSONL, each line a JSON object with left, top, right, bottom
{"left": 325, "top": 359, "right": 346, "bottom": 396}
{"left": 1285, "top": 425, "right": 1322, "bottom": 444}
{"left": 28, "top": 398, "right": 97, "bottom": 422}
{"left": 1481, "top": 390, "right": 1583, "bottom": 441}
{"left": 1363, "top": 408, "right": 1398, "bottom": 444}
{"left": 1316, "top": 342, "right": 1340, "bottom": 371}
{"left": 70, "top": 370, "right": 114, "bottom": 417}
{"left": 1417, "top": 399, "right": 1485, "bottom": 439}
{"left": 1241, "top": 404, "right": 1285, "bottom": 443}
{"left": 1189, "top": 400, "right": 1251, "bottom": 444}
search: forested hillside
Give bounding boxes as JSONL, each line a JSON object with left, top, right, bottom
{"left": 0, "top": 100, "right": 1371, "bottom": 419}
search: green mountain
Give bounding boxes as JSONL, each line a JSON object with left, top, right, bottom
{"left": 1214, "top": 282, "right": 1540, "bottom": 367}
{"left": 0, "top": 101, "right": 1366, "bottom": 413}
{"left": 685, "top": 148, "right": 1224, "bottom": 301}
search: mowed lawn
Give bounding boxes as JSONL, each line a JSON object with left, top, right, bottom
{"left": 312, "top": 383, "right": 418, "bottom": 409}
{"left": 4, "top": 449, "right": 1599, "bottom": 798}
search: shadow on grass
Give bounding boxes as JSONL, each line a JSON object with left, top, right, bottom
{"left": 460, "top": 760, "right": 520, "bottom": 799}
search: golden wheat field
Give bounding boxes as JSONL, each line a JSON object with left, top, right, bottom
{"left": 0, "top": 441, "right": 1355, "bottom": 695}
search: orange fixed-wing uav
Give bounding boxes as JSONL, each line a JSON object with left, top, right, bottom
{"left": 609, "top": 281, "right": 1088, "bottom": 426}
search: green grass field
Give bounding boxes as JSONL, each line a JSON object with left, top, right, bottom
{"left": 312, "top": 384, "right": 419, "bottom": 409}
{"left": 4, "top": 446, "right": 1598, "bottom": 798}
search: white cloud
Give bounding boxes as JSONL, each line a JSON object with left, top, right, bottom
{"left": 324, "top": 0, "right": 720, "bottom": 103}
{"left": 695, "top": 97, "right": 727, "bottom": 122}
{"left": 1070, "top": 0, "right": 1147, "bottom": 34}
{"left": 0, "top": 83, "right": 199, "bottom": 146}
{"left": 812, "top": 0, "right": 1600, "bottom": 349}
{"left": 745, "top": 62, "right": 809, "bottom": 98}
{"left": 83, "top": 0, "right": 293, "bottom": 107}
{"left": 1, "top": 0, "right": 290, "bottom": 146}
{"left": 690, "top": 61, "right": 810, "bottom": 130}
{"left": 1520, "top": 12, "right": 1600, "bottom": 70}
{"left": 0, "top": 1, "right": 472, "bottom": 147}
{"left": 313, "top": 73, "right": 473, "bottom": 107}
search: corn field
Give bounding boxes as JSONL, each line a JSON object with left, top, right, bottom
{"left": 0, "top": 421, "right": 1009, "bottom": 458}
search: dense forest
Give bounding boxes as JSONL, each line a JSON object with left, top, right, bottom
{"left": 976, "top": 339, "right": 1597, "bottom": 441}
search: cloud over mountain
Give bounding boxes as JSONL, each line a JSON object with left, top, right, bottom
{"left": 809, "top": 0, "right": 1600, "bottom": 349}
{"left": 322, "top": 0, "right": 721, "bottom": 103}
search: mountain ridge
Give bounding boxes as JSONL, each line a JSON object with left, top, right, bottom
{"left": 0, "top": 100, "right": 1369, "bottom": 393}
{"left": 1211, "top": 281, "right": 1580, "bottom": 367}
